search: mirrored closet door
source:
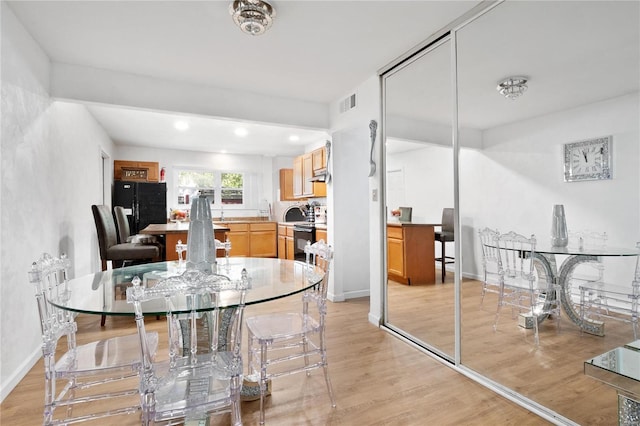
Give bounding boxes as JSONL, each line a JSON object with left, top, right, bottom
{"left": 383, "top": 37, "right": 455, "bottom": 360}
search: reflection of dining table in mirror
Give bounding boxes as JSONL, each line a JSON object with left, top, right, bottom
{"left": 140, "top": 222, "right": 230, "bottom": 261}
{"left": 48, "top": 258, "right": 324, "bottom": 317}
{"left": 522, "top": 243, "right": 640, "bottom": 335}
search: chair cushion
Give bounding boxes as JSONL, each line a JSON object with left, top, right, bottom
{"left": 435, "top": 230, "right": 454, "bottom": 242}
{"left": 107, "top": 243, "right": 159, "bottom": 261}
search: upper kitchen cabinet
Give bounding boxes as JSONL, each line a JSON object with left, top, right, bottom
{"left": 279, "top": 168, "right": 296, "bottom": 201}
{"left": 312, "top": 146, "right": 326, "bottom": 173}
{"left": 114, "top": 160, "right": 160, "bottom": 182}
{"left": 293, "top": 152, "right": 326, "bottom": 199}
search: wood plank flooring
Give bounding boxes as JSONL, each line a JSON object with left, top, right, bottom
{"left": 1, "top": 290, "right": 547, "bottom": 425}
{"left": 387, "top": 273, "right": 634, "bottom": 426}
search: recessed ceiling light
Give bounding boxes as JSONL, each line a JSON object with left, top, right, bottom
{"left": 234, "top": 127, "right": 248, "bottom": 137}
{"left": 174, "top": 120, "right": 189, "bottom": 131}
{"left": 289, "top": 135, "right": 300, "bottom": 142}
{"left": 220, "top": 149, "right": 228, "bottom": 154}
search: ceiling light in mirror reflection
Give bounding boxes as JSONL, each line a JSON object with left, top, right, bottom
{"left": 174, "top": 120, "right": 190, "bottom": 131}
{"left": 497, "top": 76, "right": 528, "bottom": 100}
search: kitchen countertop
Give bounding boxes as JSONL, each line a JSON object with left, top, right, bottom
{"left": 278, "top": 222, "right": 327, "bottom": 230}
{"left": 387, "top": 221, "right": 439, "bottom": 227}
{"left": 140, "top": 222, "right": 230, "bottom": 234}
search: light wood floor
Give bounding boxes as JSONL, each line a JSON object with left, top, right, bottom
{"left": 388, "top": 272, "right": 635, "bottom": 426}
{"left": 0, "top": 291, "right": 548, "bottom": 425}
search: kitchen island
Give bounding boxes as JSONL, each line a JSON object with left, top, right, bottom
{"left": 141, "top": 220, "right": 278, "bottom": 260}
{"left": 140, "top": 222, "right": 230, "bottom": 261}
{"left": 387, "top": 222, "right": 436, "bottom": 285}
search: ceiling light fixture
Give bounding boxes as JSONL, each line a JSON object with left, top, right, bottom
{"left": 497, "top": 76, "right": 528, "bottom": 100}
{"left": 234, "top": 127, "right": 248, "bottom": 137}
{"left": 229, "top": 0, "right": 276, "bottom": 36}
{"left": 174, "top": 120, "right": 189, "bottom": 131}
{"left": 289, "top": 135, "right": 300, "bottom": 142}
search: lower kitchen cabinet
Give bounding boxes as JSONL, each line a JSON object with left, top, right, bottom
{"left": 249, "top": 222, "right": 277, "bottom": 257}
{"left": 316, "top": 228, "right": 327, "bottom": 243}
{"left": 277, "top": 224, "right": 295, "bottom": 260}
{"left": 217, "top": 222, "right": 276, "bottom": 257}
{"left": 387, "top": 223, "right": 435, "bottom": 285}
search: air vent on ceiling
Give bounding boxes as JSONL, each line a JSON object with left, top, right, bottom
{"left": 339, "top": 93, "right": 357, "bottom": 113}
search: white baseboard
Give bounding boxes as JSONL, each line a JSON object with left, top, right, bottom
{"left": 1, "top": 346, "right": 41, "bottom": 403}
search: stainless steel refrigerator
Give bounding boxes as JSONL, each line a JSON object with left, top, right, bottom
{"left": 113, "top": 181, "right": 167, "bottom": 234}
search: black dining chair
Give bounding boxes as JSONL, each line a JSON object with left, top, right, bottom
{"left": 92, "top": 204, "right": 160, "bottom": 325}
{"left": 435, "top": 208, "right": 455, "bottom": 283}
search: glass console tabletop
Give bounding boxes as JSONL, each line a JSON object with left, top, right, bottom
{"left": 585, "top": 345, "right": 640, "bottom": 396}
{"left": 49, "top": 258, "right": 324, "bottom": 316}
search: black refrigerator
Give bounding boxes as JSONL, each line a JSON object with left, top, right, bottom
{"left": 113, "top": 181, "right": 167, "bottom": 234}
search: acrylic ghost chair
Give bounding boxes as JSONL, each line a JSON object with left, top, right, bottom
{"left": 580, "top": 242, "right": 640, "bottom": 339}
{"left": 29, "top": 253, "right": 158, "bottom": 425}
{"left": 478, "top": 227, "right": 502, "bottom": 306}
{"left": 492, "top": 231, "right": 561, "bottom": 347}
{"left": 127, "top": 268, "right": 250, "bottom": 426}
{"left": 245, "top": 239, "right": 336, "bottom": 425}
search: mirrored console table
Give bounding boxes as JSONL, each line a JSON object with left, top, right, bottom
{"left": 585, "top": 342, "right": 640, "bottom": 425}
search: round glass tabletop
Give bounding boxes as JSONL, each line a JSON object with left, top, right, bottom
{"left": 50, "top": 258, "right": 324, "bottom": 316}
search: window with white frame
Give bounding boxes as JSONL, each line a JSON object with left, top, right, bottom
{"left": 175, "top": 169, "right": 245, "bottom": 207}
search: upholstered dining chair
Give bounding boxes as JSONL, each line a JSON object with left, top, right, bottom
{"left": 114, "top": 205, "right": 164, "bottom": 259}
{"left": 92, "top": 205, "right": 159, "bottom": 271}
{"left": 92, "top": 204, "right": 160, "bottom": 326}
{"left": 245, "top": 240, "right": 336, "bottom": 425}
{"left": 435, "top": 208, "right": 455, "bottom": 282}
{"left": 29, "top": 253, "right": 158, "bottom": 425}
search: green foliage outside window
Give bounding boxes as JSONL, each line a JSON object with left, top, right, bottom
{"left": 178, "top": 171, "right": 215, "bottom": 188}
{"left": 221, "top": 173, "right": 243, "bottom": 204}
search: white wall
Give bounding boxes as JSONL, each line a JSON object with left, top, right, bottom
{"left": 328, "top": 74, "right": 379, "bottom": 307}
{"left": 1, "top": 3, "right": 116, "bottom": 400}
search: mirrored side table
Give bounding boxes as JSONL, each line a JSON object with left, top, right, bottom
{"left": 585, "top": 344, "right": 640, "bottom": 425}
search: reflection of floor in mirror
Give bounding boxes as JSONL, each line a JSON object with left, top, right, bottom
{"left": 387, "top": 269, "right": 634, "bottom": 425}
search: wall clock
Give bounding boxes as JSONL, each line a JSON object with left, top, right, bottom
{"left": 563, "top": 136, "right": 612, "bottom": 182}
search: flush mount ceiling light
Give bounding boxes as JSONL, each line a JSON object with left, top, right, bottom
{"left": 174, "top": 120, "right": 189, "bottom": 131}
{"left": 229, "top": 0, "right": 276, "bottom": 36}
{"left": 497, "top": 76, "right": 528, "bottom": 100}
{"left": 234, "top": 127, "right": 248, "bottom": 137}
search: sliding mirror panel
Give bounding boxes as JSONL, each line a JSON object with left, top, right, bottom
{"left": 384, "top": 38, "right": 455, "bottom": 360}
{"left": 457, "top": 1, "right": 640, "bottom": 423}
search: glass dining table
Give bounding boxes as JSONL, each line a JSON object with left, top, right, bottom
{"left": 49, "top": 257, "right": 325, "bottom": 316}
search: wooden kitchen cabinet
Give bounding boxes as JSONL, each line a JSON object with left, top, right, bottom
{"left": 164, "top": 228, "right": 228, "bottom": 261}
{"left": 217, "top": 222, "right": 276, "bottom": 258}
{"left": 302, "top": 153, "right": 314, "bottom": 196}
{"left": 249, "top": 222, "right": 277, "bottom": 257}
{"left": 316, "top": 228, "right": 327, "bottom": 243}
{"left": 293, "top": 156, "right": 304, "bottom": 198}
{"left": 114, "top": 160, "right": 159, "bottom": 182}
{"left": 278, "top": 224, "right": 295, "bottom": 260}
{"left": 292, "top": 152, "right": 326, "bottom": 199}
{"left": 387, "top": 223, "right": 435, "bottom": 285}
{"left": 312, "top": 146, "right": 326, "bottom": 172}
{"left": 222, "top": 223, "right": 249, "bottom": 257}
{"left": 279, "top": 168, "right": 296, "bottom": 201}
